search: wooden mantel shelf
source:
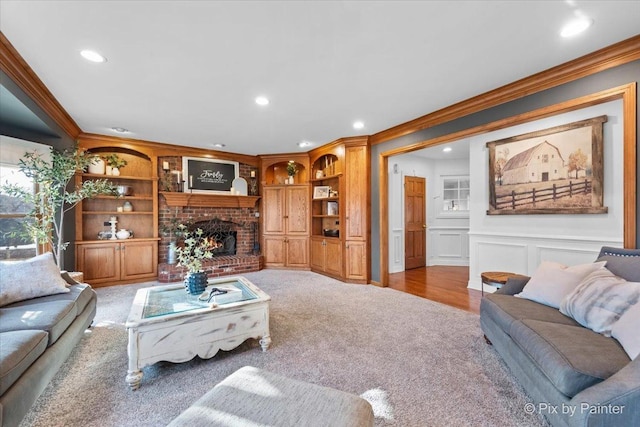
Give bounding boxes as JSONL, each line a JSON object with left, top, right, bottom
{"left": 160, "top": 192, "right": 260, "bottom": 208}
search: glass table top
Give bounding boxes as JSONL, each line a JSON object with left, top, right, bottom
{"left": 142, "top": 279, "right": 258, "bottom": 319}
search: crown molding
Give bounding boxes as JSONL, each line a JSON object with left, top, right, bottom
{"left": 370, "top": 34, "right": 640, "bottom": 145}
{"left": 0, "top": 31, "right": 81, "bottom": 139}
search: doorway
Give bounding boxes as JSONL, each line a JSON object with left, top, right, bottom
{"left": 404, "top": 176, "right": 426, "bottom": 270}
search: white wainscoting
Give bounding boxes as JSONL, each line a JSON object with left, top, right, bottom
{"left": 467, "top": 232, "right": 622, "bottom": 291}
{"left": 428, "top": 226, "right": 469, "bottom": 266}
{"left": 389, "top": 229, "right": 404, "bottom": 273}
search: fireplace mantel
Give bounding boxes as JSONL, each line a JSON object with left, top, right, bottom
{"left": 160, "top": 192, "right": 260, "bottom": 208}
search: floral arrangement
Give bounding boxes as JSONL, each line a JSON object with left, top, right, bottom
{"left": 286, "top": 161, "right": 298, "bottom": 176}
{"left": 175, "top": 225, "right": 213, "bottom": 273}
{"left": 104, "top": 153, "right": 128, "bottom": 169}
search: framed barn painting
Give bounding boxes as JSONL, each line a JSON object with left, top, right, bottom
{"left": 487, "top": 115, "right": 608, "bottom": 215}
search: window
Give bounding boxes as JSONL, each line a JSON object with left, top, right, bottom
{"left": 542, "top": 154, "right": 549, "bottom": 163}
{"left": 0, "top": 164, "right": 36, "bottom": 260}
{"left": 442, "top": 176, "right": 469, "bottom": 212}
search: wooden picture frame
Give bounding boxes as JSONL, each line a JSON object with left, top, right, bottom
{"left": 182, "top": 157, "right": 239, "bottom": 194}
{"left": 313, "top": 186, "right": 330, "bottom": 199}
{"left": 487, "top": 115, "right": 608, "bottom": 215}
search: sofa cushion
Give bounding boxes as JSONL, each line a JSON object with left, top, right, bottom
{"left": 597, "top": 246, "right": 640, "bottom": 282}
{"left": 0, "top": 301, "right": 76, "bottom": 346}
{"left": 5, "top": 284, "right": 95, "bottom": 317}
{"left": 611, "top": 302, "right": 640, "bottom": 359}
{"left": 510, "top": 319, "right": 630, "bottom": 398}
{"left": 560, "top": 268, "right": 640, "bottom": 336}
{"left": 515, "top": 261, "right": 606, "bottom": 308}
{"left": 0, "top": 330, "right": 48, "bottom": 395}
{"left": 481, "top": 294, "right": 579, "bottom": 334}
{"left": 0, "top": 253, "right": 70, "bottom": 307}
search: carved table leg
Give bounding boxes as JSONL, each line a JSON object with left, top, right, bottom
{"left": 259, "top": 335, "right": 272, "bottom": 352}
{"left": 126, "top": 370, "right": 143, "bottom": 390}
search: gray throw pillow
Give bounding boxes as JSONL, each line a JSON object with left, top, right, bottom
{"left": 596, "top": 246, "right": 640, "bottom": 282}
{"left": 0, "top": 252, "right": 70, "bottom": 307}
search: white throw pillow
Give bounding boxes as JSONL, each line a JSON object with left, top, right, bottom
{"left": 560, "top": 268, "right": 640, "bottom": 336}
{"left": 611, "top": 302, "right": 640, "bottom": 359}
{"left": 0, "top": 252, "right": 70, "bottom": 307}
{"left": 515, "top": 261, "right": 606, "bottom": 308}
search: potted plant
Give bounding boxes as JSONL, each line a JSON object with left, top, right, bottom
{"left": 0, "top": 144, "right": 115, "bottom": 269}
{"left": 104, "top": 153, "right": 128, "bottom": 176}
{"left": 286, "top": 161, "right": 298, "bottom": 184}
{"left": 175, "top": 225, "right": 213, "bottom": 294}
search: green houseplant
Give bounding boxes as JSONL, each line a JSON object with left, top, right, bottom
{"left": 286, "top": 161, "right": 298, "bottom": 184}
{"left": 0, "top": 144, "right": 115, "bottom": 269}
{"left": 104, "top": 153, "right": 127, "bottom": 175}
{"left": 175, "top": 225, "right": 213, "bottom": 294}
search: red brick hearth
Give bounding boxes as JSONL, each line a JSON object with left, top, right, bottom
{"left": 158, "top": 255, "right": 264, "bottom": 283}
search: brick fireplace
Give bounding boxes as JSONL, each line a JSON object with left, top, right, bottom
{"left": 157, "top": 157, "right": 263, "bottom": 283}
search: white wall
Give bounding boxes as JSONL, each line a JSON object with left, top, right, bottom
{"left": 388, "top": 154, "right": 470, "bottom": 273}
{"left": 467, "top": 100, "right": 624, "bottom": 290}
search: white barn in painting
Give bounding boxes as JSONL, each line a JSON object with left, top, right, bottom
{"left": 501, "top": 141, "right": 567, "bottom": 185}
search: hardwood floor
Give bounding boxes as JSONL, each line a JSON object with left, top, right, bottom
{"left": 387, "top": 266, "right": 482, "bottom": 314}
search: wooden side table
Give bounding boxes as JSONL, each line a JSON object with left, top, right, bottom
{"left": 481, "top": 271, "right": 526, "bottom": 295}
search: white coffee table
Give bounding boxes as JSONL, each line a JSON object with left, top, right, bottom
{"left": 125, "top": 276, "right": 271, "bottom": 390}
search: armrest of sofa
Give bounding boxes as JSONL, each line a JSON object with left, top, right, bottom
{"left": 568, "top": 356, "right": 640, "bottom": 427}
{"left": 495, "top": 276, "right": 530, "bottom": 295}
{"left": 60, "top": 271, "right": 81, "bottom": 286}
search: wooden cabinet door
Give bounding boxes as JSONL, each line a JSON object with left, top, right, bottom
{"left": 325, "top": 239, "right": 343, "bottom": 277}
{"left": 345, "top": 240, "right": 366, "bottom": 281}
{"left": 263, "top": 236, "right": 286, "bottom": 267}
{"left": 121, "top": 241, "right": 157, "bottom": 280}
{"left": 310, "top": 237, "right": 326, "bottom": 271}
{"left": 345, "top": 145, "right": 368, "bottom": 241}
{"left": 263, "top": 187, "right": 285, "bottom": 234}
{"left": 286, "top": 237, "right": 309, "bottom": 268}
{"left": 77, "top": 243, "right": 120, "bottom": 284}
{"left": 286, "top": 186, "right": 309, "bottom": 235}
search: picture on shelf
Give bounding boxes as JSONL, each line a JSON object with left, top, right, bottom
{"left": 182, "top": 157, "right": 239, "bottom": 194}
{"left": 327, "top": 201, "right": 338, "bottom": 216}
{"left": 313, "top": 186, "right": 330, "bottom": 199}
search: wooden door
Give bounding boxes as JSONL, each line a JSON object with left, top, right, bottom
{"left": 263, "top": 187, "right": 285, "bottom": 234}
{"left": 77, "top": 243, "right": 120, "bottom": 284}
{"left": 345, "top": 240, "right": 366, "bottom": 281}
{"left": 404, "top": 176, "right": 426, "bottom": 270}
{"left": 263, "top": 236, "right": 286, "bottom": 267}
{"left": 286, "top": 186, "right": 309, "bottom": 235}
{"left": 325, "top": 239, "right": 343, "bottom": 277}
{"left": 344, "top": 145, "right": 368, "bottom": 240}
{"left": 121, "top": 241, "right": 157, "bottom": 280}
{"left": 286, "top": 236, "right": 309, "bottom": 268}
{"left": 310, "top": 237, "right": 326, "bottom": 271}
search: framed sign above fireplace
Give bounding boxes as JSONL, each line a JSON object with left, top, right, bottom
{"left": 183, "top": 157, "right": 239, "bottom": 194}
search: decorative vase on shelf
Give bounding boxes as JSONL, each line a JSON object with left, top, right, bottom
{"left": 123, "top": 201, "right": 133, "bottom": 212}
{"left": 88, "top": 158, "right": 105, "bottom": 175}
{"left": 111, "top": 167, "right": 120, "bottom": 176}
{"left": 116, "top": 229, "right": 131, "bottom": 240}
{"left": 184, "top": 271, "right": 208, "bottom": 295}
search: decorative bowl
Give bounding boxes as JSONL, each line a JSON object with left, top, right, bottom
{"left": 116, "top": 185, "right": 133, "bottom": 196}
{"left": 323, "top": 229, "right": 339, "bottom": 237}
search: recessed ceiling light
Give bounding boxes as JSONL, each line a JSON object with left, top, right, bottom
{"left": 443, "top": 147, "right": 452, "bottom": 153}
{"left": 298, "top": 141, "right": 313, "bottom": 148}
{"left": 80, "top": 49, "right": 107, "bottom": 63}
{"left": 213, "top": 143, "right": 226, "bottom": 148}
{"left": 353, "top": 121, "right": 364, "bottom": 130}
{"left": 255, "top": 96, "right": 269, "bottom": 106}
{"left": 560, "top": 17, "right": 593, "bottom": 38}
{"left": 111, "top": 127, "right": 129, "bottom": 133}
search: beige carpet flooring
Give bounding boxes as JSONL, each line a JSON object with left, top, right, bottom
{"left": 19, "top": 270, "right": 547, "bottom": 427}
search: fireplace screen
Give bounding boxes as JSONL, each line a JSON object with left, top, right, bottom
{"left": 191, "top": 219, "right": 237, "bottom": 256}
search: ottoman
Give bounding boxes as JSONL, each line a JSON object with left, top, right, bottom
{"left": 168, "top": 366, "right": 374, "bottom": 427}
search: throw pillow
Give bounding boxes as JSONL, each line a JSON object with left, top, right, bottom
{"left": 0, "top": 252, "right": 70, "bottom": 307}
{"left": 611, "top": 302, "right": 640, "bottom": 359}
{"left": 560, "top": 268, "right": 640, "bottom": 337}
{"left": 515, "top": 261, "right": 606, "bottom": 308}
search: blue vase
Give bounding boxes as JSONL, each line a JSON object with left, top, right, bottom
{"left": 184, "top": 271, "right": 207, "bottom": 295}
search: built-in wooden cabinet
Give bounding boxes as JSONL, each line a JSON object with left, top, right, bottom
{"left": 260, "top": 154, "right": 311, "bottom": 269}
{"left": 75, "top": 141, "right": 159, "bottom": 286}
{"left": 309, "top": 137, "right": 369, "bottom": 283}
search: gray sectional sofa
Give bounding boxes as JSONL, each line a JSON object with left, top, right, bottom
{"left": 481, "top": 247, "right": 640, "bottom": 427}
{"left": 0, "top": 273, "right": 96, "bottom": 427}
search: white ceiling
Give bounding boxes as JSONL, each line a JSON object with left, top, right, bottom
{"left": 1, "top": 1, "right": 638, "bottom": 156}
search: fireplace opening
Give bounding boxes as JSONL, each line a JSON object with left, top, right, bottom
{"left": 191, "top": 219, "right": 237, "bottom": 256}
